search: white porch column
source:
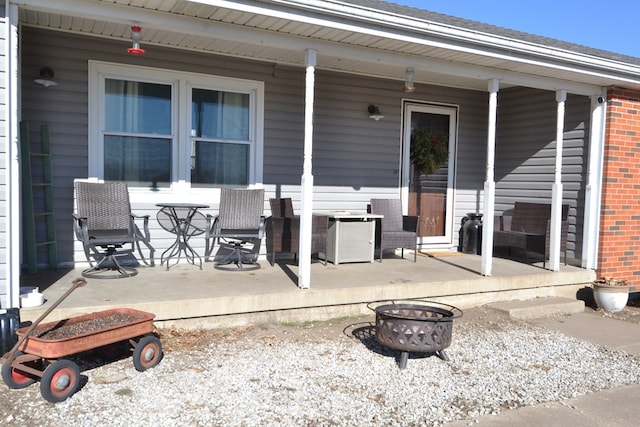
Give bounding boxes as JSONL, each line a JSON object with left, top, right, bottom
{"left": 549, "top": 90, "right": 567, "bottom": 271}
{"left": 298, "top": 49, "right": 317, "bottom": 289}
{"left": 481, "top": 79, "right": 499, "bottom": 276}
{"left": 582, "top": 91, "right": 607, "bottom": 269}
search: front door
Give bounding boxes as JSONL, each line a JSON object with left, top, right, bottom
{"left": 401, "top": 102, "right": 457, "bottom": 248}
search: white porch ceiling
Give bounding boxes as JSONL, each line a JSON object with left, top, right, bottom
{"left": 15, "top": 0, "right": 640, "bottom": 95}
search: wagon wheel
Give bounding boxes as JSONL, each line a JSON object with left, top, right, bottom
{"left": 1, "top": 352, "right": 41, "bottom": 389}
{"left": 132, "top": 335, "right": 163, "bottom": 372}
{"left": 39, "top": 359, "right": 81, "bottom": 403}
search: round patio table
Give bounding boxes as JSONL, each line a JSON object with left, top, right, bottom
{"left": 156, "top": 203, "right": 209, "bottom": 270}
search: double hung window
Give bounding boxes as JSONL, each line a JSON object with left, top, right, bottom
{"left": 90, "top": 62, "right": 263, "bottom": 190}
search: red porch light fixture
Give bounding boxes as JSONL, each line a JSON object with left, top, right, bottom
{"left": 127, "top": 25, "right": 145, "bottom": 55}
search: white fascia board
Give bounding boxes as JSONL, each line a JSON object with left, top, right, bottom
{"left": 266, "top": 0, "right": 640, "bottom": 78}
{"left": 190, "top": 0, "right": 640, "bottom": 80}
{"left": 13, "top": 0, "right": 606, "bottom": 94}
{"left": 16, "top": 0, "right": 640, "bottom": 81}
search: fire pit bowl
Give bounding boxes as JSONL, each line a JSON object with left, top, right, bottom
{"left": 369, "top": 300, "right": 463, "bottom": 369}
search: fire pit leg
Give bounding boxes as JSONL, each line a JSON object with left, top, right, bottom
{"left": 398, "top": 351, "right": 409, "bottom": 369}
{"left": 436, "top": 350, "right": 449, "bottom": 362}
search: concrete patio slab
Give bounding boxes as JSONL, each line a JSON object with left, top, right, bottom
{"left": 16, "top": 254, "right": 596, "bottom": 329}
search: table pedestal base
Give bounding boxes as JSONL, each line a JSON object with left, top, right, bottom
{"left": 160, "top": 239, "right": 202, "bottom": 270}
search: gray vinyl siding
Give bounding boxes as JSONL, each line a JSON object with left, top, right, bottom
{"left": 1, "top": 16, "right": 7, "bottom": 305}
{"left": 495, "top": 87, "right": 590, "bottom": 263}
{"left": 21, "top": 27, "right": 590, "bottom": 266}
{"left": 22, "top": 27, "right": 496, "bottom": 265}
{"left": 21, "top": 27, "right": 290, "bottom": 265}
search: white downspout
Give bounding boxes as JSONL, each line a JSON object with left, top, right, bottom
{"left": 5, "top": 3, "right": 20, "bottom": 308}
{"left": 298, "top": 49, "right": 316, "bottom": 289}
{"left": 481, "top": 79, "right": 499, "bottom": 276}
{"left": 582, "top": 91, "right": 607, "bottom": 269}
{"left": 549, "top": 90, "right": 567, "bottom": 271}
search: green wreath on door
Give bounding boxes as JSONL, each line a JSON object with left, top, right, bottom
{"left": 410, "top": 129, "right": 449, "bottom": 175}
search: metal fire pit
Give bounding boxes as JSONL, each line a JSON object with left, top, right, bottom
{"left": 369, "top": 300, "right": 463, "bottom": 369}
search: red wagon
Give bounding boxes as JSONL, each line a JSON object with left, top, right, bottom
{"left": 1, "top": 279, "right": 163, "bottom": 402}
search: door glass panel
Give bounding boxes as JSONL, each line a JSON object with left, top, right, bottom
{"left": 408, "top": 112, "right": 450, "bottom": 238}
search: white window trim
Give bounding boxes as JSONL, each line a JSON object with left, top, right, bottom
{"left": 88, "top": 60, "right": 264, "bottom": 202}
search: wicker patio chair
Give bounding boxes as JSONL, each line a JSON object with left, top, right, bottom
{"left": 73, "top": 181, "right": 154, "bottom": 279}
{"left": 370, "top": 198, "right": 419, "bottom": 262}
{"left": 204, "top": 188, "right": 265, "bottom": 271}
{"left": 265, "top": 198, "right": 328, "bottom": 266}
{"left": 494, "top": 202, "right": 569, "bottom": 268}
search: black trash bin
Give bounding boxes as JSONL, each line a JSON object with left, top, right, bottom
{"left": 0, "top": 308, "right": 20, "bottom": 354}
{"left": 462, "top": 213, "right": 483, "bottom": 255}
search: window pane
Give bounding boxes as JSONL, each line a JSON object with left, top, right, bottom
{"left": 104, "top": 135, "right": 171, "bottom": 188}
{"left": 191, "top": 141, "right": 248, "bottom": 187}
{"left": 192, "top": 89, "right": 249, "bottom": 140}
{"left": 105, "top": 79, "right": 172, "bottom": 134}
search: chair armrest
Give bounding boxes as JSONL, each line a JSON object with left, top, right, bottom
{"left": 545, "top": 219, "right": 569, "bottom": 249}
{"left": 312, "top": 214, "right": 328, "bottom": 233}
{"left": 130, "top": 213, "right": 151, "bottom": 240}
{"left": 258, "top": 215, "right": 266, "bottom": 239}
{"left": 494, "top": 215, "right": 502, "bottom": 231}
{"left": 72, "top": 213, "right": 89, "bottom": 242}
{"left": 205, "top": 214, "right": 219, "bottom": 239}
{"left": 402, "top": 215, "right": 419, "bottom": 232}
{"left": 494, "top": 214, "right": 513, "bottom": 231}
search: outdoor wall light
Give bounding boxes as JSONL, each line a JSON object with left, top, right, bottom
{"left": 403, "top": 67, "right": 415, "bottom": 93}
{"left": 34, "top": 66, "right": 58, "bottom": 87}
{"left": 127, "top": 25, "right": 145, "bottom": 55}
{"left": 368, "top": 104, "right": 385, "bottom": 121}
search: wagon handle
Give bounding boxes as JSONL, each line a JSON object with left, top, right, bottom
{"left": 1, "top": 278, "right": 87, "bottom": 364}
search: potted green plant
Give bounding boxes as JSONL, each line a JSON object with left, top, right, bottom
{"left": 410, "top": 129, "right": 448, "bottom": 175}
{"left": 592, "top": 277, "right": 630, "bottom": 312}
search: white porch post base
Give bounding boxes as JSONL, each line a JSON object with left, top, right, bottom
{"left": 298, "top": 174, "right": 314, "bottom": 289}
{"left": 481, "top": 181, "right": 495, "bottom": 276}
{"left": 549, "top": 183, "right": 563, "bottom": 271}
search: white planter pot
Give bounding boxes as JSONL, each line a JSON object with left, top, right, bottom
{"left": 593, "top": 283, "right": 629, "bottom": 312}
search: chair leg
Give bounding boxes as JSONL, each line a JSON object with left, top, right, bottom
{"left": 82, "top": 247, "right": 138, "bottom": 279}
{"left": 134, "top": 239, "right": 155, "bottom": 267}
{"left": 204, "top": 238, "right": 212, "bottom": 262}
{"left": 270, "top": 244, "right": 275, "bottom": 266}
{"left": 214, "top": 241, "right": 261, "bottom": 271}
{"left": 82, "top": 244, "right": 95, "bottom": 267}
{"left": 323, "top": 242, "right": 327, "bottom": 266}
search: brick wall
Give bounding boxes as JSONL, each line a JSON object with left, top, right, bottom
{"left": 598, "top": 87, "right": 640, "bottom": 289}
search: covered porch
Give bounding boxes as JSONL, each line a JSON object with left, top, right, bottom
{"left": 18, "top": 253, "right": 595, "bottom": 329}
{"left": 8, "top": 0, "right": 637, "bottom": 311}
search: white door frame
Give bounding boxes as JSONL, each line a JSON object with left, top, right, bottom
{"left": 401, "top": 101, "right": 458, "bottom": 247}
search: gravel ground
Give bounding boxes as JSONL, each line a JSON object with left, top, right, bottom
{"left": 2, "top": 304, "right": 640, "bottom": 427}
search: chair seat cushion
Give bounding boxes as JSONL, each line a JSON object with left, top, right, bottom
{"left": 493, "top": 230, "right": 544, "bottom": 252}
{"left": 381, "top": 231, "right": 417, "bottom": 247}
{"left": 89, "top": 229, "right": 135, "bottom": 245}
